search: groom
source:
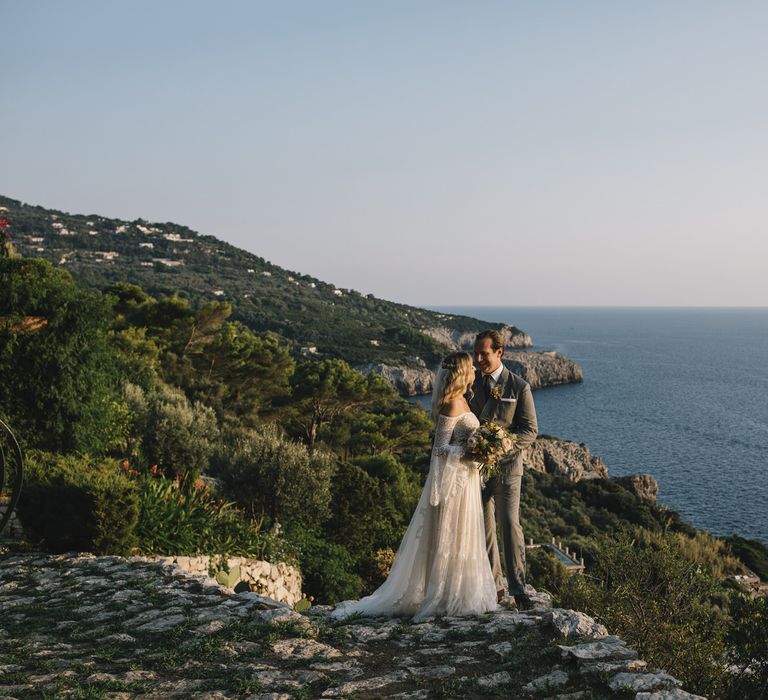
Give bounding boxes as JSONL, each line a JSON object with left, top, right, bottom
{"left": 470, "top": 330, "right": 538, "bottom": 610}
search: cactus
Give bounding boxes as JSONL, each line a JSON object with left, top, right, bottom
{"left": 294, "top": 596, "right": 312, "bottom": 613}
{"left": 214, "top": 564, "right": 241, "bottom": 588}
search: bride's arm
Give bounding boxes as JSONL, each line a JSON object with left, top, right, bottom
{"left": 432, "top": 414, "right": 464, "bottom": 459}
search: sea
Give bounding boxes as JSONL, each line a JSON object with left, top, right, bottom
{"left": 421, "top": 307, "right": 768, "bottom": 545}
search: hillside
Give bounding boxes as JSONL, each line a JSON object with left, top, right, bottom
{"left": 0, "top": 194, "right": 531, "bottom": 367}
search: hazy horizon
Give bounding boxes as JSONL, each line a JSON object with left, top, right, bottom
{"left": 2, "top": 1, "right": 767, "bottom": 307}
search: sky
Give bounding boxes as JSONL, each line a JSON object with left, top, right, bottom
{"left": 2, "top": 1, "right": 767, "bottom": 306}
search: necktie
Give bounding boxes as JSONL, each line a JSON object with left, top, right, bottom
{"left": 482, "top": 374, "right": 492, "bottom": 404}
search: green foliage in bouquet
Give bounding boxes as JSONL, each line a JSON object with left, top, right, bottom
{"left": 18, "top": 451, "right": 139, "bottom": 555}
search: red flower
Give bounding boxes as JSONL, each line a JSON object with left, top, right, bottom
{"left": 149, "top": 464, "right": 159, "bottom": 476}
{"left": 0, "top": 218, "right": 8, "bottom": 231}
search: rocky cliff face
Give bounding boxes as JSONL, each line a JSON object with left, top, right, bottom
{"left": 356, "top": 361, "right": 435, "bottom": 396}
{"left": 615, "top": 474, "right": 660, "bottom": 502}
{"left": 362, "top": 348, "right": 582, "bottom": 397}
{"left": 527, "top": 436, "right": 609, "bottom": 481}
{"left": 504, "top": 351, "right": 583, "bottom": 390}
{"left": 423, "top": 323, "right": 533, "bottom": 351}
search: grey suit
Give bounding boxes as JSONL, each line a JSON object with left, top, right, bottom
{"left": 469, "top": 365, "right": 538, "bottom": 595}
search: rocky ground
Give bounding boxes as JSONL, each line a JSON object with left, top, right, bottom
{"left": 0, "top": 553, "right": 704, "bottom": 699}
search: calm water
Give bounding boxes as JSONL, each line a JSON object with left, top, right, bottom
{"left": 428, "top": 307, "right": 768, "bottom": 545}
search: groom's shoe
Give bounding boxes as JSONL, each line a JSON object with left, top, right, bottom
{"left": 513, "top": 593, "right": 535, "bottom": 611}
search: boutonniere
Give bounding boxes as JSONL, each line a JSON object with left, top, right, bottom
{"left": 490, "top": 386, "right": 502, "bottom": 401}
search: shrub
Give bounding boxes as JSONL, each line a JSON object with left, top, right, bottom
{"left": 138, "top": 382, "right": 220, "bottom": 480}
{"left": 211, "top": 424, "right": 334, "bottom": 530}
{"left": 558, "top": 533, "right": 728, "bottom": 697}
{"left": 286, "top": 526, "right": 363, "bottom": 604}
{"left": 134, "top": 472, "right": 293, "bottom": 563}
{"left": 18, "top": 451, "right": 139, "bottom": 555}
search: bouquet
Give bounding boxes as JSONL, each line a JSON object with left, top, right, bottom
{"left": 466, "top": 422, "right": 520, "bottom": 479}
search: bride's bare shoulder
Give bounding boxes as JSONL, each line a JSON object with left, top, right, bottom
{"left": 440, "top": 399, "right": 471, "bottom": 417}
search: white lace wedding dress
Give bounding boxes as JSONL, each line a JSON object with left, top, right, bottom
{"left": 331, "top": 412, "right": 498, "bottom": 622}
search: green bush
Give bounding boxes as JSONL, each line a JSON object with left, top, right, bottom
{"left": 130, "top": 382, "right": 220, "bottom": 480}
{"left": 558, "top": 533, "right": 728, "bottom": 697}
{"left": 18, "top": 451, "right": 139, "bottom": 555}
{"left": 286, "top": 526, "right": 363, "bottom": 604}
{"left": 134, "top": 473, "right": 293, "bottom": 563}
{"left": 211, "top": 424, "right": 335, "bottom": 530}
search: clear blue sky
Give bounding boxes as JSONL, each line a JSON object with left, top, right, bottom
{"left": 2, "top": 1, "right": 767, "bottom": 306}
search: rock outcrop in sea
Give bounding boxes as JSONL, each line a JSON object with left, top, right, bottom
{"left": 503, "top": 351, "right": 584, "bottom": 390}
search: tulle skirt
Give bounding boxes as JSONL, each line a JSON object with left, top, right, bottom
{"left": 331, "top": 451, "right": 497, "bottom": 622}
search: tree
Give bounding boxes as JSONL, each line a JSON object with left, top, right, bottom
{"left": 290, "top": 359, "right": 394, "bottom": 451}
{"left": 0, "top": 258, "right": 123, "bottom": 453}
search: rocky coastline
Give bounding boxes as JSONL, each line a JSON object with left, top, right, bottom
{"left": 503, "top": 350, "right": 583, "bottom": 390}
{"left": 527, "top": 435, "right": 659, "bottom": 500}
{"left": 422, "top": 323, "right": 533, "bottom": 351}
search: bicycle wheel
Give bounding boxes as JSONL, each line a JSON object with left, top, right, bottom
{"left": 0, "top": 418, "right": 23, "bottom": 538}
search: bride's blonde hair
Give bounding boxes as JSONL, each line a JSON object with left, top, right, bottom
{"left": 431, "top": 352, "right": 475, "bottom": 421}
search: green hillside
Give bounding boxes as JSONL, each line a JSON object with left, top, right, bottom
{"left": 0, "top": 194, "right": 522, "bottom": 366}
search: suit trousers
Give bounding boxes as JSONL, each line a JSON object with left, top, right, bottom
{"left": 481, "top": 474, "right": 526, "bottom": 595}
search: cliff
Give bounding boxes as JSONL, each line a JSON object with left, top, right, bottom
{"left": 526, "top": 436, "right": 659, "bottom": 500}
{"left": 355, "top": 361, "right": 434, "bottom": 396}
{"left": 504, "top": 350, "right": 584, "bottom": 390}
{"left": 364, "top": 349, "right": 583, "bottom": 397}
{"left": 423, "top": 323, "right": 533, "bottom": 350}
{"left": 527, "top": 436, "right": 609, "bottom": 481}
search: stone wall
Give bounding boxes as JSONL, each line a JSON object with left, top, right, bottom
{"left": 145, "top": 554, "right": 303, "bottom": 606}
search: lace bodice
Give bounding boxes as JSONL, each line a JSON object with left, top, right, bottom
{"left": 432, "top": 412, "right": 480, "bottom": 457}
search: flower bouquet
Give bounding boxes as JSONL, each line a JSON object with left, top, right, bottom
{"left": 466, "top": 422, "right": 520, "bottom": 479}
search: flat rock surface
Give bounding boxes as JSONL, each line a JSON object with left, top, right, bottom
{"left": 0, "top": 552, "right": 698, "bottom": 698}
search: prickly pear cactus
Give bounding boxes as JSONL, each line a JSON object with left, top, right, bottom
{"left": 294, "top": 596, "right": 312, "bottom": 613}
{"left": 215, "top": 564, "right": 241, "bottom": 588}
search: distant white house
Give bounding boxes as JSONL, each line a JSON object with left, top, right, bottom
{"left": 301, "top": 346, "right": 318, "bottom": 354}
{"left": 115, "top": 225, "right": 128, "bottom": 234}
{"left": 139, "top": 242, "right": 154, "bottom": 249}
{"left": 164, "top": 233, "right": 194, "bottom": 243}
{"left": 30, "top": 237, "right": 44, "bottom": 243}
{"left": 52, "top": 222, "right": 64, "bottom": 230}
{"left": 140, "top": 261, "right": 153, "bottom": 267}
{"left": 247, "top": 268, "right": 255, "bottom": 273}
{"left": 308, "top": 282, "right": 316, "bottom": 288}
{"left": 213, "top": 290, "right": 225, "bottom": 296}
{"left": 152, "top": 258, "right": 183, "bottom": 267}
{"left": 370, "top": 339, "right": 380, "bottom": 346}
{"left": 262, "top": 271, "right": 272, "bottom": 277}
{"left": 333, "top": 289, "right": 343, "bottom": 297}
{"left": 88, "top": 230, "right": 98, "bottom": 236}
{"left": 287, "top": 276, "right": 295, "bottom": 282}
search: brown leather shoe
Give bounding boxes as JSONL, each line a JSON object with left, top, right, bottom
{"left": 496, "top": 589, "right": 506, "bottom": 603}
{"left": 514, "top": 593, "right": 535, "bottom": 611}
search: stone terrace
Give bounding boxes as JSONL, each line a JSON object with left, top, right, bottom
{"left": 0, "top": 553, "right": 705, "bottom": 699}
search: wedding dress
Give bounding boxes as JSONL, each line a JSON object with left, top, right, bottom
{"left": 331, "top": 411, "right": 498, "bottom": 622}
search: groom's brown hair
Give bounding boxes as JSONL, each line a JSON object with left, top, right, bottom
{"left": 475, "top": 329, "right": 504, "bottom": 351}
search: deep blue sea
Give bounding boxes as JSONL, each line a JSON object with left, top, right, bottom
{"left": 427, "top": 307, "right": 768, "bottom": 545}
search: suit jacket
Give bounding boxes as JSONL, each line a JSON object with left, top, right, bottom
{"left": 469, "top": 365, "right": 538, "bottom": 479}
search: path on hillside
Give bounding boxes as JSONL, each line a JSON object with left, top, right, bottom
{"left": 0, "top": 553, "right": 702, "bottom": 699}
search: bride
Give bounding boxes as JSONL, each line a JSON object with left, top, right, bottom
{"left": 331, "top": 352, "right": 497, "bottom": 621}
